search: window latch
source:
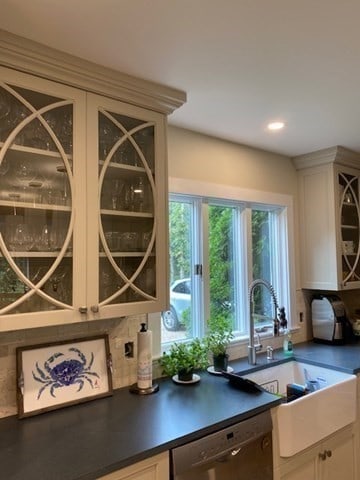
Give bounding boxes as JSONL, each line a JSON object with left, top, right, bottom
{"left": 194, "top": 264, "right": 203, "bottom": 276}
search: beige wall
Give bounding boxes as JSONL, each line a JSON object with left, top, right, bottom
{"left": 167, "top": 125, "right": 309, "bottom": 341}
{"left": 168, "top": 126, "right": 297, "bottom": 195}
{"left": 0, "top": 126, "right": 308, "bottom": 418}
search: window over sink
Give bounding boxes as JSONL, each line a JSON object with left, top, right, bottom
{"left": 161, "top": 178, "right": 296, "bottom": 349}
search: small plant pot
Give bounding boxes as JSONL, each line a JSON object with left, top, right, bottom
{"left": 213, "top": 353, "right": 229, "bottom": 372}
{"left": 177, "top": 369, "right": 194, "bottom": 382}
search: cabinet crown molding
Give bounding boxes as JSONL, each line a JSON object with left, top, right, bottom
{"left": 0, "top": 29, "right": 186, "bottom": 115}
{"left": 292, "top": 145, "right": 360, "bottom": 170}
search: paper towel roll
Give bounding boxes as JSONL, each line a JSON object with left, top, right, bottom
{"left": 137, "top": 323, "right": 152, "bottom": 389}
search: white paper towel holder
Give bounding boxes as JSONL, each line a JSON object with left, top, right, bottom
{"left": 130, "top": 323, "right": 159, "bottom": 395}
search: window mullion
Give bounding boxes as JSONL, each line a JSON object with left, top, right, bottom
{"left": 232, "top": 206, "right": 245, "bottom": 335}
{"left": 243, "top": 207, "right": 253, "bottom": 335}
{"left": 191, "top": 198, "right": 204, "bottom": 338}
{"left": 276, "top": 207, "right": 291, "bottom": 321}
{"left": 269, "top": 210, "right": 279, "bottom": 293}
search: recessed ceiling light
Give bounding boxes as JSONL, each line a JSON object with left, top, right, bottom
{"left": 267, "top": 121, "right": 285, "bottom": 131}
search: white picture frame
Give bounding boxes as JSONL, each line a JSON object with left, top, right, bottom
{"left": 16, "top": 335, "right": 113, "bottom": 418}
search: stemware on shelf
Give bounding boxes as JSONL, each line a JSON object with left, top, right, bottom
{"left": 8, "top": 223, "right": 34, "bottom": 252}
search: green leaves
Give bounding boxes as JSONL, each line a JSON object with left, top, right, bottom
{"left": 160, "top": 338, "right": 209, "bottom": 377}
{"left": 204, "top": 315, "right": 234, "bottom": 356}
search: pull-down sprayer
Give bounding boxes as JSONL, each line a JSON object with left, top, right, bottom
{"left": 248, "top": 279, "right": 280, "bottom": 365}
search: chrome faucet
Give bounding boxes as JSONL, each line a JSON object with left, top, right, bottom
{"left": 248, "top": 279, "right": 280, "bottom": 365}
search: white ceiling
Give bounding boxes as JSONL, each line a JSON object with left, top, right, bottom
{"left": 1, "top": 0, "right": 360, "bottom": 157}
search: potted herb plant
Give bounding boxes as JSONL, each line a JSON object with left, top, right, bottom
{"left": 159, "top": 338, "right": 209, "bottom": 383}
{"left": 204, "top": 315, "right": 234, "bottom": 372}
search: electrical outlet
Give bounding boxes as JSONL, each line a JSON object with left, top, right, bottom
{"left": 124, "top": 342, "right": 134, "bottom": 358}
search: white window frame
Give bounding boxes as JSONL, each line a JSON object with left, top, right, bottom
{"left": 167, "top": 177, "right": 296, "bottom": 347}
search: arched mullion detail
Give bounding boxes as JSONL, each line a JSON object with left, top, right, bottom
{"left": 340, "top": 173, "right": 360, "bottom": 284}
{"left": 0, "top": 83, "right": 74, "bottom": 311}
{"left": 0, "top": 83, "right": 74, "bottom": 183}
{"left": 98, "top": 111, "right": 156, "bottom": 304}
{"left": 101, "top": 110, "right": 156, "bottom": 202}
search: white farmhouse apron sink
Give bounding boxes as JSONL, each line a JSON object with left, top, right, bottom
{"left": 243, "top": 361, "right": 356, "bottom": 457}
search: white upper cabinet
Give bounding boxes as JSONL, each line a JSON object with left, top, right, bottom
{"left": 294, "top": 146, "right": 360, "bottom": 290}
{"left": 0, "top": 30, "right": 185, "bottom": 331}
{"left": 85, "top": 93, "right": 168, "bottom": 320}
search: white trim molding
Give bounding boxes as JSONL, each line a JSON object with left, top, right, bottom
{"left": 169, "top": 176, "right": 294, "bottom": 208}
{"left": 0, "top": 29, "right": 186, "bottom": 115}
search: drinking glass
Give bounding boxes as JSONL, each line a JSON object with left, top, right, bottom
{"left": 14, "top": 159, "right": 35, "bottom": 202}
{"left": 9, "top": 224, "right": 33, "bottom": 251}
{"left": 56, "top": 165, "right": 71, "bottom": 206}
{"left": 133, "top": 177, "right": 145, "bottom": 211}
{"left": 59, "top": 111, "right": 73, "bottom": 154}
{"left": 344, "top": 191, "right": 353, "bottom": 204}
{"left": 38, "top": 225, "right": 56, "bottom": 252}
{"left": 0, "top": 156, "right": 9, "bottom": 176}
{"left": 8, "top": 192, "right": 21, "bottom": 216}
{"left": 28, "top": 172, "right": 46, "bottom": 206}
{"left": 111, "top": 179, "right": 122, "bottom": 210}
{"left": 120, "top": 181, "right": 134, "bottom": 211}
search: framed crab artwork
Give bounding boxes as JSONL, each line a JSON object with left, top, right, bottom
{"left": 16, "top": 334, "right": 113, "bottom": 418}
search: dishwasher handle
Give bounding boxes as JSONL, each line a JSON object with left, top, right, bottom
{"left": 216, "top": 446, "right": 242, "bottom": 463}
{"left": 231, "top": 447, "right": 242, "bottom": 457}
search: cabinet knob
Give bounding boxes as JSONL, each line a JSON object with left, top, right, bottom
{"left": 319, "top": 450, "right": 332, "bottom": 461}
{"left": 79, "top": 306, "right": 88, "bottom": 314}
{"left": 319, "top": 451, "right": 327, "bottom": 461}
{"left": 90, "top": 305, "right": 99, "bottom": 313}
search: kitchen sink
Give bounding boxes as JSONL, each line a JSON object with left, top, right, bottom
{"left": 242, "top": 360, "right": 356, "bottom": 457}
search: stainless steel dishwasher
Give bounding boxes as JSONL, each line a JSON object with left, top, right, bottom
{"left": 170, "top": 410, "right": 273, "bottom": 480}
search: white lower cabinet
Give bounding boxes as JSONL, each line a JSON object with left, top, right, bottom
{"left": 96, "top": 452, "right": 169, "bottom": 480}
{"left": 275, "top": 424, "right": 357, "bottom": 480}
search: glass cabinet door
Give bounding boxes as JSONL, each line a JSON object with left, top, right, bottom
{"left": 339, "top": 171, "right": 360, "bottom": 285}
{"left": 0, "top": 71, "right": 167, "bottom": 325}
{"left": 97, "top": 108, "right": 157, "bottom": 307}
{"left": 0, "top": 79, "right": 75, "bottom": 316}
{"left": 86, "top": 92, "right": 167, "bottom": 317}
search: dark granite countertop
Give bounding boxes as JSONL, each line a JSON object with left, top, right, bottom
{"left": 1, "top": 340, "right": 359, "bottom": 480}
{"left": 231, "top": 340, "right": 360, "bottom": 376}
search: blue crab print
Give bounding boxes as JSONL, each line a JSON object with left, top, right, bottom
{"left": 32, "top": 347, "right": 100, "bottom": 399}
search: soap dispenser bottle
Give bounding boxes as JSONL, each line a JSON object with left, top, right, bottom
{"left": 283, "top": 330, "right": 293, "bottom": 354}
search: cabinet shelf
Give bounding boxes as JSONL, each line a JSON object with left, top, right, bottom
{"left": 0, "top": 141, "right": 72, "bottom": 161}
{"left": 100, "top": 209, "right": 153, "bottom": 218}
{"left": 0, "top": 199, "right": 71, "bottom": 212}
{"left": 341, "top": 224, "right": 359, "bottom": 230}
{"left": 99, "top": 251, "right": 153, "bottom": 257}
{"left": 0, "top": 251, "right": 72, "bottom": 257}
{"left": 100, "top": 160, "right": 148, "bottom": 173}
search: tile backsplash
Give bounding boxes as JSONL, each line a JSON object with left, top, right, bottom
{"left": 0, "top": 315, "right": 143, "bottom": 418}
{"left": 0, "top": 290, "right": 309, "bottom": 419}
